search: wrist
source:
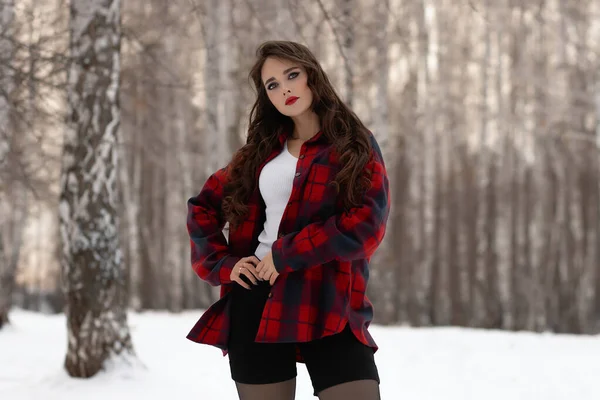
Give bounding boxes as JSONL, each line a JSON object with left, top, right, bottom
{"left": 271, "top": 243, "right": 285, "bottom": 274}
{"left": 220, "top": 255, "right": 242, "bottom": 284}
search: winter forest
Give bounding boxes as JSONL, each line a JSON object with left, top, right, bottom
{"left": 1, "top": 0, "right": 600, "bottom": 399}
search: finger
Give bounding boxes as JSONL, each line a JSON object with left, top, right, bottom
{"left": 250, "top": 256, "right": 261, "bottom": 266}
{"left": 269, "top": 272, "right": 278, "bottom": 285}
{"left": 240, "top": 268, "right": 258, "bottom": 285}
{"left": 259, "top": 268, "right": 269, "bottom": 280}
{"left": 256, "top": 262, "right": 263, "bottom": 273}
{"left": 242, "top": 263, "right": 262, "bottom": 281}
{"left": 243, "top": 256, "right": 260, "bottom": 266}
{"left": 233, "top": 276, "right": 251, "bottom": 290}
{"left": 262, "top": 269, "right": 273, "bottom": 281}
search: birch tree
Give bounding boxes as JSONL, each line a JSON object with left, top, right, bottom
{"left": 203, "top": 0, "right": 236, "bottom": 178}
{"left": 339, "top": 0, "right": 355, "bottom": 107}
{"left": 0, "top": 0, "right": 15, "bottom": 329}
{"left": 413, "top": 0, "right": 435, "bottom": 325}
{"left": 0, "top": 0, "right": 13, "bottom": 167}
{"left": 59, "top": 0, "right": 133, "bottom": 377}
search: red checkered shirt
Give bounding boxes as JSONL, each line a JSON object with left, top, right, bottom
{"left": 186, "top": 130, "right": 390, "bottom": 361}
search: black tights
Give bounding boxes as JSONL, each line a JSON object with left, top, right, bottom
{"left": 235, "top": 378, "right": 380, "bottom": 400}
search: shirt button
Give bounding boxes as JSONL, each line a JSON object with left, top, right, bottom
{"left": 295, "top": 172, "right": 301, "bottom": 177}
{"left": 268, "top": 292, "right": 273, "bottom": 298}
{"left": 278, "top": 233, "right": 284, "bottom": 238}
{"left": 299, "top": 154, "right": 305, "bottom": 159}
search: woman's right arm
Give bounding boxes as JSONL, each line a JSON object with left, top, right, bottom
{"left": 186, "top": 166, "right": 241, "bottom": 286}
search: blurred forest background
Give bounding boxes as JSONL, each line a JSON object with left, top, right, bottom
{"left": 1, "top": 0, "right": 600, "bottom": 343}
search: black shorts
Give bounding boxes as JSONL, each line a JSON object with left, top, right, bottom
{"left": 227, "top": 280, "right": 380, "bottom": 396}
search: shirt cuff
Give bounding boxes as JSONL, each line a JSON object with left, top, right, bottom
{"left": 271, "top": 240, "right": 286, "bottom": 274}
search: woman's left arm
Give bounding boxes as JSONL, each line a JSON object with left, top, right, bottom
{"left": 271, "top": 135, "right": 390, "bottom": 275}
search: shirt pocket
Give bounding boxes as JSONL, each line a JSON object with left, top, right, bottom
{"left": 301, "top": 163, "right": 338, "bottom": 217}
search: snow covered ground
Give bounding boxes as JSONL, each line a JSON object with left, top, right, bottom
{"left": 1, "top": 309, "right": 599, "bottom": 400}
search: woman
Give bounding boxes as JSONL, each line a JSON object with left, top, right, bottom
{"left": 186, "top": 40, "right": 390, "bottom": 400}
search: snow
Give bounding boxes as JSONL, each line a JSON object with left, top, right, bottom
{"left": 1, "top": 309, "right": 599, "bottom": 399}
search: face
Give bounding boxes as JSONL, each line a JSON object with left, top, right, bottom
{"left": 261, "top": 57, "right": 313, "bottom": 117}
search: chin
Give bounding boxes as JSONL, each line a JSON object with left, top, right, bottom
{"left": 281, "top": 110, "right": 305, "bottom": 117}
{"left": 279, "top": 102, "right": 311, "bottom": 117}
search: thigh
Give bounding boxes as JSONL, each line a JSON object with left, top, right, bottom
{"left": 228, "top": 281, "right": 297, "bottom": 385}
{"left": 316, "top": 379, "right": 381, "bottom": 400}
{"left": 299, "top": 324, "right": 380, "bottom": 397}
{"left": 234, "top": 378, "right": 297, "bottom": 400}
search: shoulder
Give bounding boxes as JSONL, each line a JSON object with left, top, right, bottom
{"left": 367, "top": 131, "right": 385, "bottom": 164}
{"left": 193, "top": 164, "right": 231, "bottom": 199}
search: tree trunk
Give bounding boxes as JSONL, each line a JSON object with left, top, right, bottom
{"left": 368, "top": 0, "right": 394, "bottom": 323}
{"left": 372, "top": 0, "right": 390, "bottom": 158}
{"left": 118, "top": 101, "right": 142, "bottom": 311}
{"left": 340, "top": 0, "right": 355, "bottom": 108}
{"left": 162, "top": 30, "right": 183, "bottom": 311}
{"left": 486, "top": 9, "right": 504, "bottom": 327}
{"left": 0, "top": 0, "right": 13, "bottom": 165}
{"left": 0, "top": 231, "right": 11, "bottom": 328}
{"left": 201, "top": 0, "right": 236, "bottom": 303}
{"left": 59, "top": 0, "right": 134, "bottom": 378}
{"left": 472, "top": 0, "right": 491, "bottom": 327}
{"left": 0, "top": 0, "right": 15, "bottom": 330}
{"left": 595, "top": 82, "right": 600, "bottom": 318}
{"left": 414, "top": 0, "right": 434, "bottom": 325}
{"left": 203, "top": 0, "right": 234, "bottom": 176}
{"left": 529, "top": 0, "right": 548, "bottom": 331}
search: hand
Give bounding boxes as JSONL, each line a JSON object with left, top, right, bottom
{"left": 255, "top": 252, "right": 279, "bottom": 285}
{"left": 230, "top": 256, "right": 261, "bottom": 289}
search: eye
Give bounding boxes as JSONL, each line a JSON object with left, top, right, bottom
{"left": 265, "top": 71, "right": 300, "bottom": 91}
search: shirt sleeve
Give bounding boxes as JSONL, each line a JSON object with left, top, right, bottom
{"left": 271, "top": 135, "right": 390, "bottom": 274}
{"left": 187, "top": 166, "right": 241, "bottom": 286}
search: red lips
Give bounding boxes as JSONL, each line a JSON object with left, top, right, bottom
{"left": 285, "top": 96, "right": 299, "bottom": 105}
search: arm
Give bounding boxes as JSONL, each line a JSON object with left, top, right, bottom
{"left": 187, "top": 166, "right": 241, "bottom": 286}
{"left": 271, "top": 135, "right": 390, "bottom": 275}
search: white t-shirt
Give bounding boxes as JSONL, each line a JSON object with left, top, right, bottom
{"left": 254, "top": 140, "right": 298, "bottom": 260}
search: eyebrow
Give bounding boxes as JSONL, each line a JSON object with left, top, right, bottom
{"left": 264, "top": 67, "right": 300, "bottom": 86}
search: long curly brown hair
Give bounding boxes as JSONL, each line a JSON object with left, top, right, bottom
{"left": 222, "top": 40, "right": 373, "bottom": 229}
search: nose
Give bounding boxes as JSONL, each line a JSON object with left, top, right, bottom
{"left": 283, "top": 88, "right": 291, "bottom": 96}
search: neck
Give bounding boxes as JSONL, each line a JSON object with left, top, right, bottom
{"left": 290, "top": 110, "right": 320, "bottom": 141}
